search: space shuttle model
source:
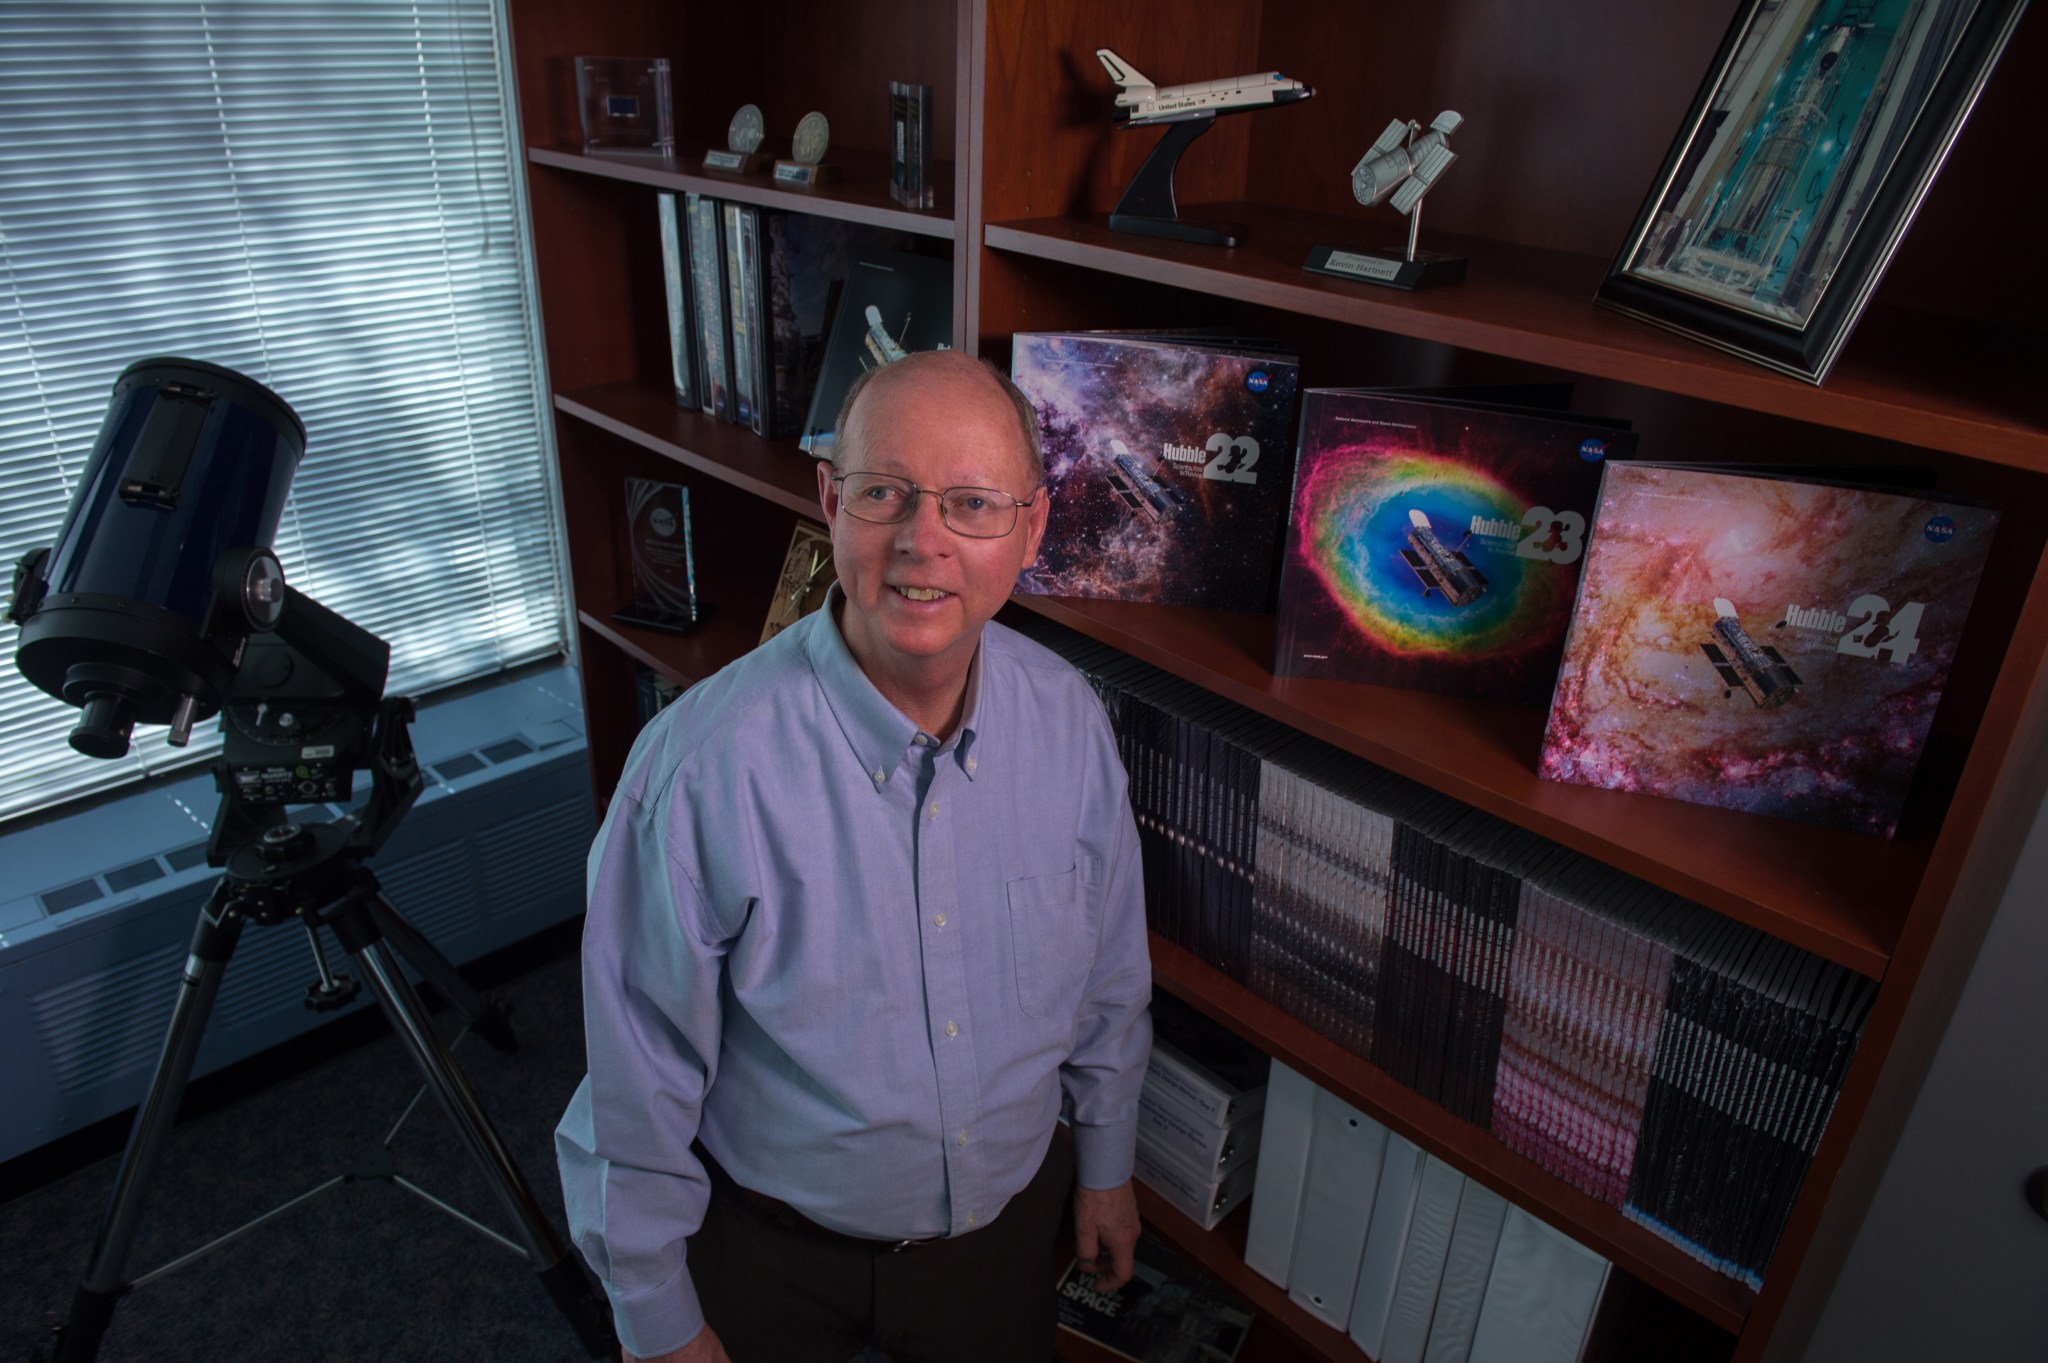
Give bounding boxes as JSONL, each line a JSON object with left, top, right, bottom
{"left": 1399, "top": 508, "right": 1488, "bottom": 607}
{"left": 1700, "top": 597, "right": 1802, "bottom": 708}
{"left": 1096, "top": 48, "right": 1314, "bottom": 126}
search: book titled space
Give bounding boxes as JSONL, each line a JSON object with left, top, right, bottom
{"left": 1539, "top": 463, "right": 1998, "bottom": 837}
{"left": 1011, "top": 332, "right": 1300, "bottom": 612}
{"left": 1273, "top": 390, "right": 1632, "bottom": 704}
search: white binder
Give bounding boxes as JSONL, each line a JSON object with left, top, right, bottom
{"left": 1348, "top": 1131, "right": 1428, "bottom": 1357}
{"left": 1421, "top": 1179, "right": 1509, "bottom": 1363}
{"left": 1242, "top": 1059, "right": 1319, "bottom": 1286}
{"left": 1467, "top": 1206, "right": 1611, "bottom": 1363}
{"left": 1284, "top": 1087, "right": 1390, "bottom": 1328}
{"left": 1377, "top": 1153, "right": 1467, "bottom": 1363}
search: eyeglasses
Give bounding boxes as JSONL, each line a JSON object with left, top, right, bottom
{"left": 831, "top": 471, "right": 1038, "bottom": 539}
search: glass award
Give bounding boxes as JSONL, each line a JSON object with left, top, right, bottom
{"left": 575, "top": 56, "right": 675, "bottom": 155}
{"left": 614, "top": 478, "right": 705, "bottom": 633}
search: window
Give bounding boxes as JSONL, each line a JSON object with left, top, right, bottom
{"left": 0, "top": 1, "right": 565, "bottom": 823}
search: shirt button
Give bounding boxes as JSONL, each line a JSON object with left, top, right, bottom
{"left": 932, "top": 912, "right": 947, "bottom": 927}
{"left": 965, "top": 1213, "right": 977, "bottom": 1228}
{"left": 966, "top": 756, "right": 977, "bottom": 773}
{"left": 945, "top": 1021, "right": 958, "bottom": 1037}
{"left": 872, "top": 769, "right": 885, "bottom": 785}
{"left": 928, "top": 801, "right": 939, "bottom": 818}
{"left": 956, "top": 1130, "right": 969, "bottom": 1147}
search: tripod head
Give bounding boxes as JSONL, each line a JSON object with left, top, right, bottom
{"left": 205, "top": 582, "right": 421, "bottom": 919}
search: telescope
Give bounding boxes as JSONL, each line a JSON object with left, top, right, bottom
{"left": 10, "top": 359, "right": 610, "bottom": 1362}
{"left": 11, "top": 358, "right": 303, "bottom": 759}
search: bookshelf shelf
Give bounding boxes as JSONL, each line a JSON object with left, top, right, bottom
{"left": 1149, "top": 934, "right": 1756, "bottom": 1333}
{"left": 1006, "top": 596, "right": 1917, "bottom": 978}
{"left": 556, "top": 383, "right": 822, "bottom": 519}
{"left": 575, "top": 608, "right": 763, "bottom": 692}
{"left": 529, "top": 145, "right": 957, "bottom": 239}
{"left": 983, "top": 208, "right": 2048, "bottom": 472}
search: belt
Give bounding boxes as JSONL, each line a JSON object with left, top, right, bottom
{"left": 701, "top": 1147, "right": 946, "bottom": 1254}
{"left": 723, "top": 1182, "right": 944, "bottom": 1253}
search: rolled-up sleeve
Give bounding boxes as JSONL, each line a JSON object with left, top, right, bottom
{"left": 555, "top": 786, "right": 729, "bottom": 1358}
{"left": 1061, "top": 738, "right": 1153, "bottom": 1191}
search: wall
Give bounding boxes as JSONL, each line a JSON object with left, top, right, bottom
{"left": 1799, "top": 695, "right": 2048, "bottom": 1363}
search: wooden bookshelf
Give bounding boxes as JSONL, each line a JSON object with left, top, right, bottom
{"left": 505, "top": 2, "right": 2048, "bottom": 1360}
{"left": 983, "top": 209, "right": 2047, "bottom": 471}
{"left": 530, "top": 145, "right": 957, "bottom": 239}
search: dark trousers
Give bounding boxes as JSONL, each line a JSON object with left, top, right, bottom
{"left": 691, "top": 1135, "right": 1074, "bottom": 1363}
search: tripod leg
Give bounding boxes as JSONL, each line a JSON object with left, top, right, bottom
{"left": 330, "top": 909, "right": 614, "bottom": 1357}
{"left": 51, "top": 883, "right": 245, "bottom": 1363}
{"left": 366, "top": 890, "right": 516, "bottom": 1053}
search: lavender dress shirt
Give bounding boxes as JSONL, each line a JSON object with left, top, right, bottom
{"left": 555, "top": 592, "right": 1152, "bottom": 1356}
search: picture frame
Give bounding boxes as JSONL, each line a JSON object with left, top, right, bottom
{"left": 759, "top": 520, "right": 836, "bottom": 644}
{"left": 1596, "top": 0, "right": 2029, "bottom": 384}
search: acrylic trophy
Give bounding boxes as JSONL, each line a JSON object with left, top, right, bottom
{"left": 614, "top": 478, "right": 707, "bottom": 633}
{"left": 575, "top": 56, "right": 675, "bottom": 155}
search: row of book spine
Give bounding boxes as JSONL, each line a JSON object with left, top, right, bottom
{"left": 1020, "top": 617, "right": 1876, "bottom": 1290}
{"left": 888, "top": 81, "right": 933, "bottom": 209}
{"left": 631, "top": 664, "right": 685, "bottom": 728}
{"left": 657, "top": 191, "right": 797, "bottom": 438}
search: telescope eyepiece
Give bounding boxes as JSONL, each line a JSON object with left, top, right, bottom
{"left": 72, "top": 692, "right": 138, "bottom": 759}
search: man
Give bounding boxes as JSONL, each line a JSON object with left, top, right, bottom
{"left": 557, "top": 350, "right": 1152, "bottom": 1363}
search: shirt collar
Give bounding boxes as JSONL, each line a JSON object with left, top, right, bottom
{"left": 804, "top": 584, "right": 985, "bottom": 789}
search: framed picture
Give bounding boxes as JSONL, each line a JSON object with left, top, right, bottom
{"left": 760, "top": 520, "right": 836, "bottom": 644}
{"left": 1597, "top": 0, "right": 2030, "bottom": 384}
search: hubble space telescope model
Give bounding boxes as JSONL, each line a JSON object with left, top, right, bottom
{"left": 1096, "top": 48, "right": 1314, "bottom": 125}
{"left": 1399, "top": 508, "right": 1488, "bottom": 607}
{"left": 1305, "top": 110, "right": 1468, "bottom": 289}
{"left": 1701, "top": 597, "right": 1803, "bottom": 708}
{"left": 1096, "top": 46, "right": 1315, "bottom": 248}
{"left": 1352, "top": 111, "right": 1463, "bottom": 214}
{"left": 862, "top": 303, "right": 912, "bottom": 367}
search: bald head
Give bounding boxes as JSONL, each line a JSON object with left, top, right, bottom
{"left": 833, "top": 350, "right": 1044, "bottom": 489}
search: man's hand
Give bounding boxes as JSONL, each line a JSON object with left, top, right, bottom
{"left": 1073, "top": 1179, "right": 1142, "bottom": 1291}
{"left": 626, "top": 1324, "right": 730, "bottom": 1363}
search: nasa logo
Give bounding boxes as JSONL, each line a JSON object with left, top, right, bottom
{"left": 650, "top": 507, "right": 678, "bottom": 537}
{"left": 1578, "top": 439, "right": 1608, "bottom": 462}
{"left": 1924, "top": 515, "right": 1956, "bottom": 545}
{"left": 1246, "top": 370, "right": 1270, "bottom": 394}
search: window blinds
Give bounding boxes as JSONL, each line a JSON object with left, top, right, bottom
{"left": 0, "top": 1, "right": 564, "bottom": 823}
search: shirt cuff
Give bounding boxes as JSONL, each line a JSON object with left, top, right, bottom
{"left": 606, "top": 1260, "right": 706, "bottom": 1361}
{"left": 1070, "top": 1118, "right": 1138, "bottom": 1191}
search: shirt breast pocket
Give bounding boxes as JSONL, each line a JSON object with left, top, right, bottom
{"left": 1006, "top": 866, "right": 1087, "bottom": 1019}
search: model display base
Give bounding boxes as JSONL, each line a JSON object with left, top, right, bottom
{"left": 1304, "top": 244, "right": 1467, "bottom": 290}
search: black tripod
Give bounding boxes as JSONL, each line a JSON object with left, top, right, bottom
{"left": 44, "top": 702, "right": 613, "bottom": 1361}
{"left": 48, "top": 825, "right": 613, "bottom": 1360}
